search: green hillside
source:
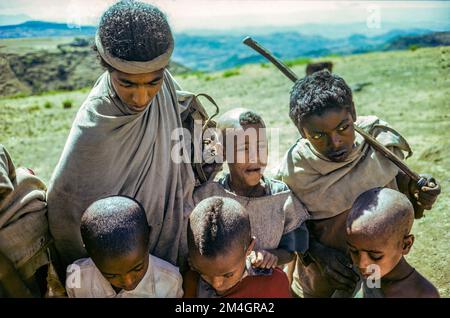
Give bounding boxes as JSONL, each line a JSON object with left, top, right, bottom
{"left": 1, "top": 46, "right": 449, "bottom": 296}
{"left": 0, "top": 37, "right": 190, "bottom": 96}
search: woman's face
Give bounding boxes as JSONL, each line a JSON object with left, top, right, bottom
{"left": 110, "top": 68, "right": 165, "bottom": 112}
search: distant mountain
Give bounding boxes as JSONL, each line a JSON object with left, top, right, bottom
{"left": 180, "top": 21, "right": 450, "bottom": 39}
{"left": 387, "top": 32, "right": 450, "bottom": 50}
{"left": 0, "top": 21, "right": 96, "bottom": 38}
{"left": 1, "top": 20, "right": 449, "bottom": 72}
{"left": 172, "top": 32, "right": 334, "bottom": 71}
{"left": 0, "top": 37, "right": 190, "bottom": 97}
{"left": 172, "top": 29, "right": 448, "bottom": 71}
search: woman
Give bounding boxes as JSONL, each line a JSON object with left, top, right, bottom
{"left": 47, "top": 1, "right": 196, "bottom": 269}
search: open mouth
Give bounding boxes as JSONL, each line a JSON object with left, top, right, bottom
{"left": 245, "top": 167, "right": 262, "bottom": 174}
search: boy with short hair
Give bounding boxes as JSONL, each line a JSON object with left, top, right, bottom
{"left": 194, "top": 108, "right": 310, "bottom": 270}
{"left": 65, "top": 195, "right": 183, "bottom": 298}
{"left": 347, "top": 187, "right": 439, "bottom": 298}
{"left": 277, "top": 70, "right": 441, "bottom": 297}
{"left": 185, "top": 196, "right": 292, "bottom": 298}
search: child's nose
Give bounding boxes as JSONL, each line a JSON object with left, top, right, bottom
{"left": 330, "top": 132, "right": 343, "bottom": 148}
{"left": 122, "top": 274, "right": 136, "bottom": 290}
{"left": 211, "top": 276, "right": 225, "bottom": 290}
{"left": 358, "top": 252, "right": 372, "bottom": 271}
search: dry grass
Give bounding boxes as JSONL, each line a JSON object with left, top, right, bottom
{"left": 1, "top": 46, "right": 449, "bottom": 296}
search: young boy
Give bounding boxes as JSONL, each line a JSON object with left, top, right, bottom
{"left": 65, "top": 195, "right": 183, "bottom": 298}
{"left": 347, "top": 187, "right": 439, "bottom": 298}
{"left": 193, "top": 108, "right": 310, "bottom": 271}
{"left": 184, "top": 196, "right": 292, "bottom": 298}
{"left": 277, "top": 70, "right": 441, "bottom": 297}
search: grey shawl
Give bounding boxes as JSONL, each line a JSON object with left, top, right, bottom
{"left": 0, "top": 145, "right": 50, "bottom": 279}
{"left": 277, "top": 116, "right": 412, "bottom": 220}
{"left": 193, "top": 178, "right": 309, "bottom": 251}
{"left": 47, "top": 70, "right": 195, "bottom": 266}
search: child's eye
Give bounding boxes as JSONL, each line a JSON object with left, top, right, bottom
{"left": 312, "top": 133, "right": 323, "bottom": 140}
{"left": 149, "top": 79, "right": 162, "bottom": 86}
{"left": 224, "top": 272, "right": 234, "bottom": 278}
{"left": 369, "top": 254, "right": 383, "bottom": 261}
{"left": 338, "top": 124, "right": 349, "bottom": 132}
{"left": 133, "top": 265, "right": 144, "bottom": 272}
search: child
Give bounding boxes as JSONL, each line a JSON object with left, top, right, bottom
{"left": 277, "top": 70, "right": 441, "bottom": 297}
{"left": 185, "top": 196, "right": 292, "bottom": 298}
{"left": 347, "top": 187, "right": 439, "bottom": 298}
{"left": 193, "top": 108, "right": 310, "bottom": 272}
{"left": 65, "top": 195, "right": 183, "bottom": 298}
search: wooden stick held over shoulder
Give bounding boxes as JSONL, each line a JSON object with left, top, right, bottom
{"left": 242, "top": 36, "right": 428, "bottom": 218}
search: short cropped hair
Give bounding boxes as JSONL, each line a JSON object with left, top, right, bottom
{"left": 81, "top": 195, "right": 150, "bottom": 258}
{"left": 347, "top": 187, "right": 414, "bottom": 241}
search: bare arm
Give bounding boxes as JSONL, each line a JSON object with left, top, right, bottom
{"left": 182, "top": 270, "right": 199, "bottom": 298}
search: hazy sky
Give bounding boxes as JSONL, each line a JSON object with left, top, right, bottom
{"left": 1, "top": 0, "right": 449, "bottom": 31}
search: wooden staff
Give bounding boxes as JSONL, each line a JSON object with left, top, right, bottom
{"left": 242, "top": 36, "right": 430, "bottom": 217}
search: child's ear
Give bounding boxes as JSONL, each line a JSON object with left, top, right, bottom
{"left": 245, "top": 236, "right": 256, "bottom": 256}
{"left": 349, "top": 102, "right": 357, "bottom": 122}
{"left": 402, "top": 234, "right": 414, "bottom": 255}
